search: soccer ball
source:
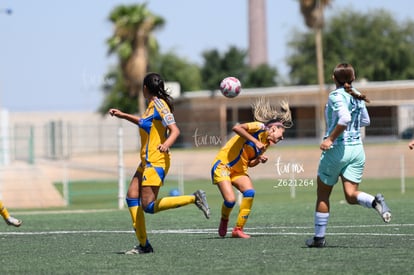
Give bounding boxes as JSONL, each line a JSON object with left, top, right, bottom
{"left": 169, "top": 188, "right": 180, "bottom": 196}
{"left": 219, "top": 77, "right": 241, "bottom": 98}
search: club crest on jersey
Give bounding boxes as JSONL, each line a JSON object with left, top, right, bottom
{"left": 163, "top": 113, "right": 175, "bottom": 125}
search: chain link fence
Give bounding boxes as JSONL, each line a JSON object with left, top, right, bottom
{"left": 0, "top": 110, "right": 413, "bottom": 209}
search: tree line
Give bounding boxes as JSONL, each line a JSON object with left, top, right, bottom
{"left": 99, "top": 2, "right": 414, "bottom": 114}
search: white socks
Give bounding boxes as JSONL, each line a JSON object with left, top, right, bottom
{"left": 314, "top": 212, "right": 329, "bottom": 238}
{"left": 314, "top": 193, "right": 375, "bottom": 238}
{"left": 357, "top": 192, "right": 375, "bottom": 208}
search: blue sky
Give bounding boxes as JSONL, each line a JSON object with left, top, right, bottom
{"left": 0, "top": 0, "right": 413, "bottom": 112}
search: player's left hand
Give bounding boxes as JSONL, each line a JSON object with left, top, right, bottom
{"left": 157, "top": 144, "right": 169, "bottom": 152}
{"left": 320, "top": 139, "right": 333, "bottom": 151}
{"left": 258, "top": 155, "right": 268, "bottom": 163}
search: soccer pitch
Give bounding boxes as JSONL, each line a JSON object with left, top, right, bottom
{"left": 1, "top": 179, "right": 413, "bottom": 274}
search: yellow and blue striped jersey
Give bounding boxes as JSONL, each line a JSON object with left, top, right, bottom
{"left": 138, "top": 97, "right": 176, "bottom": 166}
{"left": 213, "top": 122, "right": 269, "bottom": 173}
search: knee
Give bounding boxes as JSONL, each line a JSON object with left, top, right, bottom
{"left": 243, "top": 189, "right": 255, "bottom": 198}
{"left": 142, "top": 201, "right": 155, "bottom": 214}
{"left": 223, "top": 200, "right": 236, "bottom": 208}
{"left": 126, "top": 190, "right": 138, "bottom": 199}
{"left": 344, "top": 192, "right": 358, "bottom": 204}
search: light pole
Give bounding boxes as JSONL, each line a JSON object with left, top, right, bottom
{"left": 0, "top": 7, "right": 12, "bottom": 165}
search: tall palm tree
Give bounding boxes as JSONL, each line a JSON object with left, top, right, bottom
{"left": 299, "top": 0, "right": 331, "bottom": 138}
{"left": 107, "top": 4, "right": 165, "bottom": 113}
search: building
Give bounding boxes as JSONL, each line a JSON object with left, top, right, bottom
{"left": 1, "top": 80, "right": 413, "bottom": 162}
{"left": 174, "top": 80, "right": 414, "bottom": 146}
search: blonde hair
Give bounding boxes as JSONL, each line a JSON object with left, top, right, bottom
{"left": 252, "top": 97, "right": 293, "bottom": 128}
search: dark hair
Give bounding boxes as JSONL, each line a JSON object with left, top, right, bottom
{"left": 333, "top": 63, "right": 370, "bottom": 103}
{"left": 143, "top": 72, "right": 174, "bottom": 112}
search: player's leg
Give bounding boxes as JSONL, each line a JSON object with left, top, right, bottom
{"left": 216, "top": 180, "right": 236, "bottom": 237}
{"left": 341, "top": 145, "right": 391, "bottom": 223}
{"left": 341, "top": 144, "right": 368, "bottom": 205}
{"left": 0, "top": 200, "right": 22, "bottom": 227}
{"left": 306, "top": 176, "right": 333, "bottom": 247}
{"left": 124, "top": 168, "right": 153, "bottom": 254}
{"left": 342, "top": 177, "right": 391, "bottom": 223}
{"left": 141, "top": 187, "right": 209, "bottom": 217}
{"left": 125, "top": 169, "right": 141, "bottom": 230}
{"left": 140, "top": 166, "right": 210, "bottom": 218}
{"left": 231, "top": 175, "right": 255, "bottom": 239}
{"left": 342, "top": 176, "right": 366, "bottom": 205}
{"left": 212, "top": 161, "right": 236, "bottom": 237}
{"left": 307, "top": 148, "right": 343, "bottom": 248}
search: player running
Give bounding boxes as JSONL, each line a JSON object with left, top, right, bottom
{"left": 211, "top": 97, "right": 293, "bottom": 238}
{"left": 0, "top": 200, "right": 22, "bottom": 227}
{"left": 109, "top": 72, "right": 210, "bottom": 254}
{"left": 306, "top": 63, "right": 392, "bottom": 248}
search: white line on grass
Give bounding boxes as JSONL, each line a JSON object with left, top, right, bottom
{"left": 1, "top": 224, "right": 413, "bottom": 236}
{"left": 250, "top": 224, "right": 414, "bottom": 230}
{"left": 14, "top": 209, "right": 120, "bottom": 215}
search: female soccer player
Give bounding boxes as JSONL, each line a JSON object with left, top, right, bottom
{"left": 109, "top": 73, "right": 210, "bottom": 254}
{"left": 0, "top": 200, "right": 22, "bottom": 227}
{"left": 212, "top": 97, "right": 293, "bottom": 238}
{"left": 306, "top": 63, "right": 392, "bottom": 248}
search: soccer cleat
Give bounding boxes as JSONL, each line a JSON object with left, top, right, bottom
{"left": 194, "top": 190, "right": 211, "bottom": 219}
{"left": 231, "top": 227, "right": 250, "bottom": 239}
{"left": 124, "top": 243, "right": 154, "bottom": 254}
{"left": 5, "top": 216, "right": 22, "bottom": 227}
{"left": 218, "top": 218, "right": 229, "bottom": 237}
{"left": 374, "top": 193, "right": 392, "bottom": 223}
{"left": 305, "top": 237, "right": 327, "bottom": 248}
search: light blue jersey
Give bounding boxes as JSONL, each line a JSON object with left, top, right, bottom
{"left": 324, "top": 87, "right": 370, "bottom": 146}
{"left": 319, "top": 87, "right": 370, "bottom": 185}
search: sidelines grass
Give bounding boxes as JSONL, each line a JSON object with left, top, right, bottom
{"left": 54, "top": 180, "right": 120, "bottom": 209}
{"left": 2, "top": 178, "right": 413, "bottom": 274}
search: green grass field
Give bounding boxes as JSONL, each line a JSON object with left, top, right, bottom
{"left": 2, "top": 178, "right": 413, "bottom": 274}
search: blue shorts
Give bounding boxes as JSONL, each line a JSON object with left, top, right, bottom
{"left": 317, "top": 144, "right": 365, "bottom": 185}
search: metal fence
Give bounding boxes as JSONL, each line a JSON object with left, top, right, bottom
{"left": 0, "top": 113, "right": 414, "bottom": 209}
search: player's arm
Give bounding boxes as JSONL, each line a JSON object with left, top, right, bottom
{"left": 233, "top": 123, "right": 265, "bottom": 151}
{"left": 158, "top": 123, "right": 180, "bottom": 152}
{"left": 321, "top": 124, "right": 347, "bottom": 150}
{"left": 248, "top": 154, "right": 268, "bottom": 167}
{"left": 156, "top": 98, "right": 180, "bottom": 152}
{"left": 320, "top": 97, "right": 349, "bottom": 151}
{"left": 108, "top": 108, "right": 140, "bottom": 124}
{"left": 409, "top": 139, "right": 414, "bottom": 150}
{"left": 320, "top": 122, "right": 347, "bottom": 151}
{"left": 360, "top": 106, "right": 370, "bottom": 127}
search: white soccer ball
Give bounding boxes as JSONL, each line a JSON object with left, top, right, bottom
{"left": 219, "top": 77, "right": 241, "bottom": 98}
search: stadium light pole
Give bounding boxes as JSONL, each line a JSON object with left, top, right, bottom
{"left": 0, "top": 7, "right": 12, "bottom": 166}
{"left": 0, "top": 7, "right": 13, "bottom": 106}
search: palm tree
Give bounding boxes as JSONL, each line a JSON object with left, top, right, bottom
{"left": 107, "top": 3, "right": 165, "bottom": 113}
{"left": 299, "top": 0, "right": 331, "bottom": 138}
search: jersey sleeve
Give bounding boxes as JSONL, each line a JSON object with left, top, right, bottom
{"left": 153, "top": 97, "right": 176, "bottom": 126}
{"left": 360, "top": 103, "right": 371, "bottom": 127}
{"left": 246, "top": 122, "right": 265, "bottom": 132}
{"left": 329, "top": 91, "right": 351, "bottom": 126}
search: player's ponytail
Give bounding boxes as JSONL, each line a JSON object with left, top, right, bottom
{"left": 333, "top": 63, "right": 370, "bottom": 103}
{"left": 252, "top": 97, "right": 293, "bottom": 128}
{"left": 143, "top": 72, "right": 175, "bottom": 112}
